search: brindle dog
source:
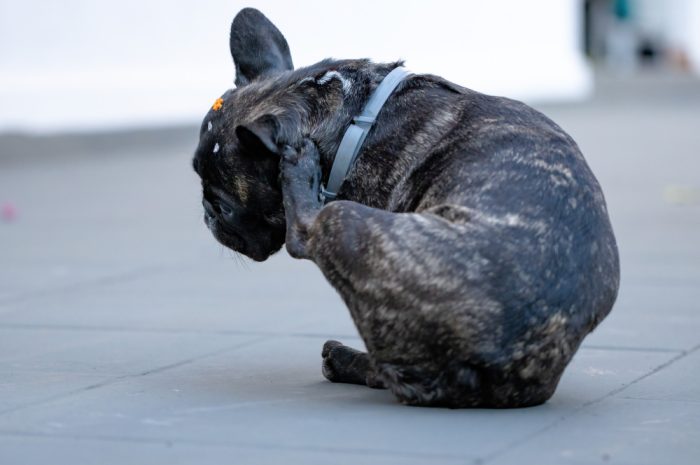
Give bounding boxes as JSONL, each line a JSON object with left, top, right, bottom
{"left": 192, "top": 8, "right": 620, "bottom": 408}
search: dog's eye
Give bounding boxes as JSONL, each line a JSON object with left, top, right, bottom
{"left": 218, "top": 202, "right": 234, "bottom": 216}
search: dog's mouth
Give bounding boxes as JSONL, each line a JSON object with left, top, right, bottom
{"left": 203, "top": 205, "right": 281, "bottom": 262}
{"left": 204, "top": 213, "right": 254, "bottom": 258}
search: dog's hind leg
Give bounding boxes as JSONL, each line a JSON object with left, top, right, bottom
{"left": 279, "top": 140, "right": 579, "bottom": 408}
{"left": 279, "top": 141, "right": 383, "bottom": 389}
{"left": 278, "top": 141, "right": 324, "bottom": 260}
{"left": 278, "top": 139, "right": 496, "bottom": 404}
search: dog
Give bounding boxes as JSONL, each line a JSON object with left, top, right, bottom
{"left": 192, "top": 8, "right": 620, "bottom": 408}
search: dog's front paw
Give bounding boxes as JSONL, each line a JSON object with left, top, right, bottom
{"left": 298, "top": 138, "right": 321, "bottom": 165}
{"left": 321, "top": 340, "right": 346, "bottom": 382}
{"left": 321, "top": 340, "right": 381, "bottom": 387}
{"left": 279, "top": 139, "right": 323, "bottom": 260}
{"left": 280, "top": 138, "right": 320, "bottom": 166}
{"left": 280, "top": 144, "right": 299, "bottom": 165}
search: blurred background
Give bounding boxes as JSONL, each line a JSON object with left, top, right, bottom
{"left": 1, "top": 1, "right": 699, "bottom": 464}
{"left": 1, "top": 0, "right": 699, "bottom": 131}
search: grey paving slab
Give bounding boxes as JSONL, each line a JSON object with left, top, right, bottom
{"left": 583, "top": 282, "right": 700, "bottom": 351}
{"left": 5, "top": 254, "right": 698, "bottom": 350}
{"left": 488, "top": 397, "right": 700, "bottom": 465}
{"left": 0, "top": 434, "right": 470, "bottom": 465}
{"left": 0, "top": 336, "right": 678, "bottom": 462}
{"left": 0, "top": 328, "right": 260, "bottom": 376}
{"left": 486, "top": 326, "right": 700, "bottom": 465}
{"left": 0, "top": 371, "right": 109, "bottom": 414}
{"left": 619, "top": 345, "right": 700, "bottom": 403}
{"left": 0, "top": 329, "right": 260, "bottom": 415}
{"left": 0, "top": 256, "right": 356, "bottom": 336}
{"left": 0, "top": 148, "right": 206, "bottom": 303}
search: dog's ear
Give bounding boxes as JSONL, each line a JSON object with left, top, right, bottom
{"left": 235, "top": 114, "right": 281, "bottom": 157}
{"left": 230, "top": 8, "right": 294, "bottom": 86}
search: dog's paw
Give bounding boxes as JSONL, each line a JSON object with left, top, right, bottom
{"left": 321, "top": 340, "right": 379, "bottom": 387}
{"left": 298, "top": 138, "right": 320, "bottom": 163}
{"left": 280, "top": 139, "right": 323, "bottom": 215}
{"left": 322, "top": 339, "right": 344, "bottom": 358}
{"left": 281, "top": 139, "right": 320, "bottom": 177}
{"left": 280, "top": 144, "right": 299, "bottom": 165}
{"left": 280, "top": 139, "right": 319, "bottom": 165}
{"left": 321, "top": 340, "right": 345, "bottom": 382}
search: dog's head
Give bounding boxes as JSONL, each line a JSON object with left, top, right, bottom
{"left": 193, "top": 8, "right": 388, "bottom": 261}
{"left": 192, "top": 8, "right": 298, "bottom": 262}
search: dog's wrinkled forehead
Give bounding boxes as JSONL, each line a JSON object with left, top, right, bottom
{"left": 199, "top": 86, "right": 264, "bottom": 141}
{"left": 203, "top": 80, "right": 287, "bottom": 137}
{"left": 193, "top": 90, "right": 238, "bottom": 182}
{"left": 207, "top": 58, "right": 355, "bottom": 125}
{"left": 194, "top": 80, "right": 291, "bottom": 184}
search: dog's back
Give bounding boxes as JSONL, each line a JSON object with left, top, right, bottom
{"left": 309, "top": 70, "right": 620, "bottom": 407}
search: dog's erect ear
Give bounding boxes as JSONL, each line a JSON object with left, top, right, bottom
{"left": 230, "top": 8, "right": 294, "bottom": 86}
{"left": 235, "top": 114, "right": 281, "bottom": 156}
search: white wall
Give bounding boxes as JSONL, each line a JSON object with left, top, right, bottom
{"left": 0, "top": 0, "right": 591, "bottom": 132}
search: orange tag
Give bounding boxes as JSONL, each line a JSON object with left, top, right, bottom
{"left": 212, "top": 98, "right": 224, "bottom": 111}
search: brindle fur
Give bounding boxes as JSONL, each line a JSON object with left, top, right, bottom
{"left": 192, "top": 8, "right": 620, "bottom": 408}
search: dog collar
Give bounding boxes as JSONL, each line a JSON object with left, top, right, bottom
{"left": 320, "top": 66, "right": 412, "bottom": 203}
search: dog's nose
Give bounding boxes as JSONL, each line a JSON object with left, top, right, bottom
{"left": 203, "top": 199, "right": 217, "bottom": 217}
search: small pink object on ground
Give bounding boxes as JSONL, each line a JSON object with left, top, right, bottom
{"left": 1, "top": 202, "right": 18, "bottom": 222}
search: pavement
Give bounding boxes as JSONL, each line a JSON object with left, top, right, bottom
{"left": 1, "top": 71, "right": 699, "bottom": 464}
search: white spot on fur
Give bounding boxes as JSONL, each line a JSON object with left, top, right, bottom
{"left": 478, "top": 212, "right": 548, "bottom": 235}
{"left": 505, "top": 214, "right": 522, "bottom": 226}
{"left": 531, "top": 159, "right": 574, "bottom": 183}
{"left": 316, "top": 71, "right": 352, "bottom": 93}
{"left": 532, "top": 159, "right": 574, "bottom": 186}
{"left": 482, "top": 213, "right": 524, "bottom": 227}
{"left": 207, "top": 121, "right": 212, "bottom": 131}
{"left": 213, "top": 143, "right": 220, "bottom": 153}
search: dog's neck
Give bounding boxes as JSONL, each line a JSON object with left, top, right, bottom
{"left": 306, "top": 64, "right": 407, "bottom": 202}
{"left": 303, "top": 67, "right": 463, "bottom": 211}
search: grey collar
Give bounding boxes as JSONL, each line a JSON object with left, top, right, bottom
{"left": 320, "top": 66, "right": 412, "bottom": 203}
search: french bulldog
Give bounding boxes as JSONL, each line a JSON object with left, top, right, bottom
{"left": 192, "top": 8, "right": 620, "bottom": 408}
